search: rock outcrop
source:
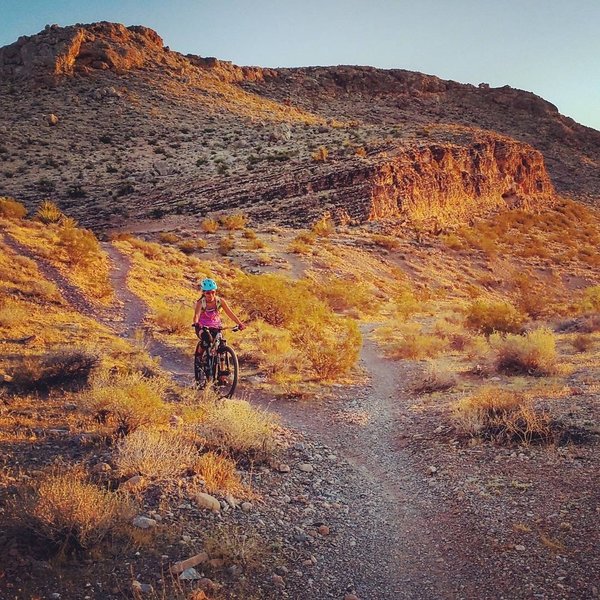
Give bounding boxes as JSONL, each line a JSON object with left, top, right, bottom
{"left": 0, "top": 22, "right": 176, "bottom": 79}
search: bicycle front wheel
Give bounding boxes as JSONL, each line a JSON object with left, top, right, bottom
{"left": 215, "top": 346, "right": 239, "bottom": 398}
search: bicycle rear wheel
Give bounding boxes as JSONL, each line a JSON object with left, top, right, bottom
{"left": 215, "top": 346, "right": 239, "bottom": 398}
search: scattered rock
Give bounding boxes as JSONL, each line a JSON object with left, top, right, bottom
{"left": 120, "top": 475, "right": 145, "bottom": 491}
{"left": 317, "top": 524, "right": 330, "bottom": 536}
{"left": 271, "top": 574, "right": 285, "bottom": 587}
{"left": 179, "top": 567, "right": 202, "bottom": 580}
{"left": 91, "top": 462, "right": 112, "bottom": 474}
{"left": 132, "top": 516, "right": 157, "bottom": 529}
{"left": 298, "top": 463, "right": 314, "bottom": 473}
{"left": 47, "top": 113, "right": 59, "bottom": 126}
{"left": 195, "top": 492, "right": 221, "bottom": 512}
{"left": 132, "top": 581, "right": 154, "bottom": 594}
{"left": 241, "top": 502, "right": 253, "bottom": 512}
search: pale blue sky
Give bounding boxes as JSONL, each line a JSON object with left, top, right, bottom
{"left": 2, "top": 0, "right": 599, "bottom": 130}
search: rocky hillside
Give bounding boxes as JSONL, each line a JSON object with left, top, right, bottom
{"left": 0, "top": 22, "right": 598, "bottom": 229}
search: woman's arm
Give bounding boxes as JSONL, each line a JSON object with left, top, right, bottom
{"left": 192, "top": 299, "right": 202, "bottom": 325}
{"left": 220, "top": 298, "right": 245, "bottom": 328}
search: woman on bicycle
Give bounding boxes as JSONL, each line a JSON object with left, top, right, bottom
{"left": 193, "top": 278, "right": 245, "bottom": 364}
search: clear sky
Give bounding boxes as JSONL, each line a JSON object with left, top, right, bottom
{"left": 2, "top": 0, "right": 599, "bottom": 130}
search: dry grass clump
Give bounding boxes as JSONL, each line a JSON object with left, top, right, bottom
{"left": 0, "top": 298, "right": 29, "bottom": 329}
{"left": 220, "top": 212, "right": 248, "bottom": 230}
{"left": 116, "top": 427, "right": 199, "bottom": 479}
{"left": 8, "top": 348, "right": 99, "bottom": 391}
{"left": 199, "top": 399, "right": 278, "bottom": 459}
{"left": 311, "top": 146, "right": 329, "bottom": 162}
{"left": 200, "top": 218, "right": 219, "bottom": 234}
{"left": 195, "top": 451, "right": 244, "bottom": 494}
{"left": 288, "top": 230, "right": 317, "bottom": 254}
{"left": 83, "top": 372, "right": 169, "bottom": 435}
{"left": 218, "top": 235, "right": 236, "bottom": 255}
{"left": 466, "top": 298, "right": 525, "bottom": 335}
{"left": 35, "top": 200, "right": 63, "bottom": 224}
{"left": 153, "top": 304, "right": 191, "bottom": 334}
{"left": 312, "top": 277, "right": 375, "bottom": 314}
{"left": 178, "top": 239, "right": 207, "bottom": 255}
{"left": 21, "top": 469, "right": 135, "bottom": 552}
{"left": 56, "top": 219, "right": 103, "bottom": 266}
{"left": 571, "top": 334, "right": 595, "bottom": 353}
{"left": 490, "top": 328, "right": 558, "bottom": 376}
{"left": 203, "top": 523, "right": 265, "bottom": 570}
{"left": 312, "top": 213, "right": 335, "bottom": 237}
{"left": 377, "top": 322, "right": 447, "bottom": 360}
{"left": 371, "top": 234, "right": 400, "bottom": 250}
{"left": 158, "top": 232, "right": 181, "bottom": 244}
{"left": 414, "top": 361, "right": 458, "bottom": 393}
{"left": 453, "top": 386, "right": 553, "bottom": 444}
{"left": 0, "top": 196, "right": 27, "bottom": 219}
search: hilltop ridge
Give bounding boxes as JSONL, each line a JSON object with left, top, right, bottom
{"left": 0, "top": 22, "right": 598, "bottom": 228}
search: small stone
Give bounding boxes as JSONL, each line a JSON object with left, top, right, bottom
{"left": 275, "top": 565, "right": 289, "bottom": 576}
{"left": 195, "top": 492, "right": 221, "bottom": 512}
{"left": 47, "top": 113, "right": 59, "bottom": 126}
{"left": 277, "top": 463, "right": 291, "bottom": 473}
{"left": 241, "top": 502, "right": 253, "bottom": 512}
{"left": 179, "top": 567, "right": 201, "bottom": 580}
{"left": 317, "top": 525, "right": 330, "bottom": 536}
{"left": 120, "top": 475, "right": 145, "bottom": 491}
{"left": 271, "top": 574, "right": 285, "bottom": 587}
{"left": 51, "top": 594, "right": 61, "bottom": 599}
{"left": 345, "top": 594, "right": 360, "bottom": 600}
{"left": 515, "top": 544, "right": 526, "bottom": 551}
{"left": 132, "top": 516, "right": 156, "bottom": 529}
{"left": 132, "top": 581, "right": 154, "bottom": 594}
{"left": 427, "top": 466, "right": 438, "bottom": 475}
{"left": 298, "top": 463, "right": 314, "bottom": 473}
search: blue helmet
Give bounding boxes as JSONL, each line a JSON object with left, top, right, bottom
{"left": 200, "top": 278, "right": 218, "bottom": 292}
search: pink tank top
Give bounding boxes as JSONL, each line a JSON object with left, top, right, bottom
{"left": 199, "top": 300, "right": 222, "bottom": 328}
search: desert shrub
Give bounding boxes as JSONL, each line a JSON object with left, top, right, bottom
{"left": 392, "top": 290, "right": 420, "bottom": 320}
{"left": 218, "top": 235, "right": 236, "bottom": 255}
{"left": 372, "top": 234, "right": 400, "bottom": 250}
{"left": 311, "top": 146, "right": 329, "bottom": 161}
{"left": 8, "top": 348, "right": 99, "bottom": 391}
{"left": 199, "top": 399, "right": 277, "bottom": 458}
{"left": 0, "top": 299, "right": 28, "bottom": 329}
{"left": 238, "top": 320, "right": 300, "bottom": 380}
{"left": 178, "top": 239, "right": 207, "bottom": 254}
{"left": 233, "top": 273, "right": 362, "bottom": 379}
{"left": 466, "top": 299, "right": 525, "bottom": 335}
{"left": 381, "top": 322, "right": 447, "bottom": 360}
{"left": 313, "top": 278, "right": 374, "bottom": 314}
{"left": 127, "top": 238, "right": 164, "bottom": 260}
{"left": 115, "top": 427, "right": 199, "bottom": 479}
{"left": 414, "top": 361, "right": 457, "bottom": 393}
{"left": 312, "top": 213, "right": 335, "bottom": 237}
{"left": 295, "top": 318, "right": 361, "bottom": 379}
{"left": 195, "top": 451, "right": 243, "bottom": 494}
{"left": 56, "top": 221, "right": 101, "bottom": 266}
{"left": 453, "top": 386, "right": 553, "bottom": 444}
{"left": 200, "top": 218, "right": 219, "bottom": 233}
{"left": 203, "top": 523, "right": 265, "bottom": 570}
{"left": 153, "top": 304, "right": 191, "bottom": 333}
{"left": 22, "top": 469, "right": 135, "bottom": 552}
{"left": 0, "top": 196, "right": 27, "bottom": 219}
{"left": 579, "top": 286, "right": 600, "bottom": 313}
{"left": 288, "top": 230, "right": 316, "bottom": 254}
{"left": 242, "top": 228, "right": 257, "bottom": 240}
{"left": 83, "top": 372, "right": 168, "bottom": 435}
{"left": 571, "top": 334, "right": 595, "bottom": 353}
{"left": 35, "top": 200, "right": 63, "bottom": 224}
{"left": 220, "top": 212, "right": 248, "bottom": 230}
{"left": 443, "top": 233, "right": 466, "bottom": 250}
{"left": 158, "top": 232, "right": 181, "bottom": 244}
{"left": 247, "top": 237, "right": 267, "bottom": 250}
{"left": 490, "top": 328, "right": 558, "bottom": 376}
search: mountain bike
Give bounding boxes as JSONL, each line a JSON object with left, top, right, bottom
{"left": 193, "top": 325, "right": 240, "bottom": 398}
